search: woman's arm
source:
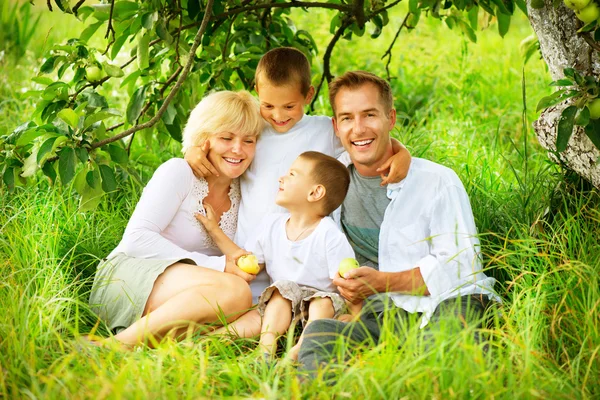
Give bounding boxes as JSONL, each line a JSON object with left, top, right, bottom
{"left": 118, "top": 159, "right": 225, "bottom": 270}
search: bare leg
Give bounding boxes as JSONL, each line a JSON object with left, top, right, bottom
{"left": 337, "top": 300, "right": 364, "bottom": 323}
{"left": 259, "top": 289, "right": 292, "bottom": 356}
{"left": 112, "top": 263, "right": 252, "bottom": 347}
{"left": 210, "top": 309, "right": 262, "bottom": 338}
{"left": 288, "top": 297, "right": 334, "bottom": 361}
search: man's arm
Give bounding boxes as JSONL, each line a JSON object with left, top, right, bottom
{"left": 334, "top": 266, "right": 429, "bottom": 304}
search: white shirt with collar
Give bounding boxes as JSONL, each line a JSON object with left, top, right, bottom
{"left": 333, "top": 152, "right": 500, "bottom": 327}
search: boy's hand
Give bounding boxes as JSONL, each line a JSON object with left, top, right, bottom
{"left": 195, "top": 203, "right": 219, "bottom": 232}
{"left": 184, "top": 141, "right": 220, "bottom": 178}
{"left": 224, "top": 250, "right": 256, "bottom": 282}
{"left": 377, "top": 140, "right": 411, "bottom": 186}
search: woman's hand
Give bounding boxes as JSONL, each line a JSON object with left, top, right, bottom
{"left": 195, "top": 204, "right": 219, "bottom": 232}
{"left": 184, "top": 141, "right": 220, "bottom": 178}
{"left": 224, "top": 250, "right": 256, "bottom": 283}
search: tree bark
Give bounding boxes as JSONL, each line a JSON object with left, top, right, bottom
{"left": 528, "top": 1, "right": 600, "bottom": 189}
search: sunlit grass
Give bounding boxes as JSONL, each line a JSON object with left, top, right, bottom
{"left": 1, "top": 4, "right": 599, "bottom": 399}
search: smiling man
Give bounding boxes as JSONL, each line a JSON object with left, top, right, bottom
{"left": 297, "top": 71, "right": 500, "bottom": 376}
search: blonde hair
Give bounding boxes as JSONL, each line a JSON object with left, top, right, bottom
{"left": 181, "top": 90, "right": 263, "bottom": 154}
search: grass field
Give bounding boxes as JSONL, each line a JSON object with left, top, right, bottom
{"left": 1, "top": 4, "right": 599, "bottom": 398}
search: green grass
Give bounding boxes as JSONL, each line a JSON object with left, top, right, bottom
{"left": 1, "top": 6, "right": 600, "bottom": 399}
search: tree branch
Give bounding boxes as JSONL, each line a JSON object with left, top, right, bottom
{"left": 73, "top": 0, "right": 86, "bottom": 15}
{"left": 353, "top": 0, "right": 366, "bottom": 28}
{"left": 368, "top": 0, "right": 403, "bottom": 17}
{"left": 310, "top": 18, "right": 352, "bottom": 112}
{"left": 381, "top": 12, "right": 410, "bottom": 81}
{"left": 91, "top": 0, "right": 215, "bottom": 149}
{"left": 102, "top": 0, "right": 116, "bottom": 55}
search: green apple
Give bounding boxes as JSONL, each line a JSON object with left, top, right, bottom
{"left": 338, "top": 258, "right": 360, "bottom": 278}
{"left": 564, "top": 0, "right": 591, "bottom": 10}
{"left": 575, "top": 2, "right": 600, "bottom": 23}
{"left": 85, "top": 66, "right": 103, "bottom": 83}
{"left": 588, "top": 98, "right": 600, "bottom": 119}
{"left": 237, "top": 254, "right": 260, "bottom": 274}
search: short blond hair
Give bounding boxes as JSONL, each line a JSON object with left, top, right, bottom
{"left": 182, "top": 90, "right": 263, "bottom": 154}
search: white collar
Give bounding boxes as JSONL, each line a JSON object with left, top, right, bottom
{"left": 338, "top": 151, "right": 410, "bottom": 197}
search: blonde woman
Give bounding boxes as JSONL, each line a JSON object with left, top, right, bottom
{"left": 89, "top": 90, "right": 264, "bottom": 347}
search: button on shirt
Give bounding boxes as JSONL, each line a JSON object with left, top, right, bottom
{"left": 333, "top": 154, "right": 500, "bottom": 327}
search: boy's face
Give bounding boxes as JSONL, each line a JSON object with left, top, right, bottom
{"left": 256, "top": 78, "right": 314, "bottom": 133}
{"left": 332, "top": 83, "right": 396, "bottom": 169}
{"left": 275, "top": 157, "right": 316, "bottom": 209}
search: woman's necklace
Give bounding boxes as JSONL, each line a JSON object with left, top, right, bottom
{"left": 203, "top": 181, "right": 231, "bottom": 217}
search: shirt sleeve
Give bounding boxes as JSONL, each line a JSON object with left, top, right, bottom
{"left": 415, "top": 183, "right": 482, "bottom": 298}
{"left": 117, "top": 158, "right": 226, "bottom": 271}
{"left": 325, "top": 228, "right": 356, "bottom": 279}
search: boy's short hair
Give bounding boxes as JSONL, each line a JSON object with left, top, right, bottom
{"left": 299, "top": 151, "right": 350, "bottom": 216}
{"left": 329, "top": 71, "right": 394, "bottom": 115}
{"left": 181, "top": 90, "right": 263, "bottom": 154}
{"left": 255, "top": 47, "right": 312, "bottom": 96}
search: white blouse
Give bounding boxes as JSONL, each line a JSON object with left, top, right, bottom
{"left": 110, "top": 158, "right": 234, "bottom": 270}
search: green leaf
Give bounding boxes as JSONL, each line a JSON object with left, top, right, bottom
{"left": 549, "top": 79, "right": 574, "bottom": 87}
{"left": 584, "top": 119, "right": 600, "bottom": 149}
{"left": 563, "top": 68, "right": 575, "bottom": 79}
{"left": 161, "top": 102, "right": 177, "bottom": 126}
{"left": 57, "top": 108, "right": 79, "bottom": 129}
{"left": 536, "top": 90, "right": 565, "bottom": 112}
{"left": 137, "top": 33, "right": 150, "bottom": 70}
{"left": 74, "top": 168, "right": 104, "bottom": 212}
{"left": 126, "top": 85, "right": 147, "bottom": 124}
{"left": 111, "top": 29, "right": 130, "bottom": 60}
{"left": 556, "top": 106, "right": 577, "bottom": 152}
{"left": 86, "top": 170, "right": 98, "bottom": 189}
{"left": 497, "top": 12, "right": 510, "bottom": 38}
{"left": 107, "top": 144, "right": 128, "bottom": 165}
{"left": 99, "top": 164, "right": 117, "bottom": 192}
{"left": 75, "top": 147, "right": 89, "bottom": 163}
{"left": 83, "top": 109, "right": 120, "bottom": 131}
{"left": 468, "top": 7, "right": 478, "bottom": 30}
{"left": 114, "top": 1, "right": 139, "bottom": 19}
{"left": 141, "top": 12, "right": 155, "bottom": 30}
{"left": 409, "top": 0, "right": 419, "bottom": 13}
{"left": 459, "top": 21, "right": 477, "bottom": 43}
{"left": 40, "top": 56, "right": 58, "bottom": 74}
{"left": 59, "top": 147, "right": 77, "bottom": 185}
{"left": 42, "top": 162, "right": 57, "bottom": 183}
{"left": 595, "top": 28, "right": 600, "bottom": 42}
{"left": 575, "top": 106, "right": 590, "bottom": 126}
{"left": 32, "top": 76, "right": 54, "bottom": 85}
{"left": 102, "top": 61, "right": 124, "bottom": 77}
{"left": 3, "top": 167, "right": 15, "bottom": 192}
{"left": 188, "top": 0, "right": 200, "bottom": 19}
{"left": 80, "top": 21, "right": 104, "bottom": 42}
{"left": 37, "top": 136, "right": 58, "bottom": 164}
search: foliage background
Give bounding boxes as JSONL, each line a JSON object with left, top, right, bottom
{"left": 1, "top": 1, "right": 599, "bottom": 398}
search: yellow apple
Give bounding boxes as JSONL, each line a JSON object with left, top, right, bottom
{"left": 564, "top": 0, "right": 591, "bottom": 10}
{"left": 575, "top": 2, "right": 600, "bottom": 23}
{"left": 588, "top": 98, "right": 600, "bottom": 119}
{"left": 237, "top": 254, "right": 260, "bottom": 274}
{"left": 338, "top": 258, "right": 360, "bottom": 278}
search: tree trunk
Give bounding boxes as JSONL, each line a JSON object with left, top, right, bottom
{"left": 528, "top": 1, "right": 600, "bottom": 189}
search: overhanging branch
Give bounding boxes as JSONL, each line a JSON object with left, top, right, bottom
{"left": 381, "top": 12, "right": 411, "bottom": 81}
{"left": 91, "top": 0, "right": 215, "bottom": 149}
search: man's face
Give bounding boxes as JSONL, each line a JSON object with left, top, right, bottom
{"left": 332, "top": 83, "right": 396, "bottom": 169}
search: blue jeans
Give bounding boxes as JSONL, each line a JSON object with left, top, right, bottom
{"left": 297, "top": 295, "right": 491, "bottom": 376}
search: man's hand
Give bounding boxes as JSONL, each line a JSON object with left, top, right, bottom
{"left": 333, "top": 266, "right": 384, "bottom": 303}
{"left": 377, "top": 140, "right": 411, "bottom": 186}
{"left": 224, "top": 250, "right": 256, "bottom": 283}
{"left": 195, "top": 203, "right": 219, "bottom": 233}
{"left": 184, "top": 141, "right": 220, "bottom": 178}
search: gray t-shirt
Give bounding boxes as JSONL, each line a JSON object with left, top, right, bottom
{"left": 341, "top": 165, "right": 391, "bottom": 270}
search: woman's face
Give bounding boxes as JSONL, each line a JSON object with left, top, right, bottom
{"left": 206, "top": 131, "right": 257, "bottom": 179}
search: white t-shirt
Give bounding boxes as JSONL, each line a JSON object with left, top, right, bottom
{"left": 110, "top": 158, "right": 233, "bottom": 270}
{"left": 245, "top": 214, "right": 355, "bottom": 293}
{"left": 236, "top": 114, "right": 344, "bottom": 299}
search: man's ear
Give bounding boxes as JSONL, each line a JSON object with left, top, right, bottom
{"left": 305, "top": 86, "right": 315, "bottom": 104}
{"left": 388, "top": 108, "right": 397, "bottom": 130}
{"left": 332, "top": 117, "right": 340, "bottom": 138}
{"left": 308, "top": 184, "right": 326, "bottom": 203}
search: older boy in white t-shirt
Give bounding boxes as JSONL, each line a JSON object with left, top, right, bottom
{"left": 185, "top": 47, "right": 412, "bottom": 301}
{"left": 197, "top": 151, "right": 356, "bottom": 360}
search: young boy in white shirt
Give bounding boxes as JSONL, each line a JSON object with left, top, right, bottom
{"left": 196, "top": 151, "right": 357, "bottom": 360}
{"left": 185, "top": 47, "right": 412, "bottom": 301}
